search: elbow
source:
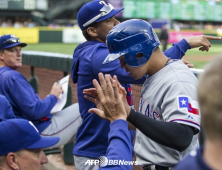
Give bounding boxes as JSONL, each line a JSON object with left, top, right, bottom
{"left": 24, "top": 106, "right": 44, "bottom": 120}
{"left": 174, "top": 137, "right": 193, "bottom": 152}
{"left": 175, "top": 144, "right": 190, "bottom": 152}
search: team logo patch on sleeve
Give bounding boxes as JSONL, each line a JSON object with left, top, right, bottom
{"left": 177, "top": 96, "right": 200, "bottom": 115}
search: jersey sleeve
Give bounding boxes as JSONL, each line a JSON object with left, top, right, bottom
{"left": 99, "top": 119, "right": 133, "bottom": 170}
{"left": 161, "top": 81, "right": 200, "bottom": 132}
{"left": 164, "top": 39, "right": 191, "bottom": 60}
{"left": 8, "top": 76, "right": 57, "bottom": 120}
{"left": 0, "top": 95, "right": 15, "bottom": 120}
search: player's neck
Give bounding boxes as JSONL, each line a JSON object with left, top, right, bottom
{"left": 90, "top": 36, "right": 106, "bottom": 44}
{"left": 0, "top": 61, "right": 6, "bottom": 68}
{"left": 146, "top": 52, "right": 171, "bottom": 76}
{"left": 203, "top": 139, "right": 222, "bottom": 170}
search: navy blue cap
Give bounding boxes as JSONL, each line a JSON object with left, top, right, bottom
{"left": 0, "top": 119, "right": 60, "bottom": 156}
{"left": 77, "top": 0, "right": 123, "bottom": 31}
{"left": 0, "top": 34, "right": 27, "bottom": 50}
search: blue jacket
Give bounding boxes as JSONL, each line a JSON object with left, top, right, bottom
{"left": 0, "top": 94, "right": 15, "bottom": 121}
{"left": 0, "top": 67, "right": 57, "bottom": 133}
{"left": 71, "top": 39, "right": 191, "bottom": 158}
{"left": 174, "top": 146, "right": 211, "bottom": 170}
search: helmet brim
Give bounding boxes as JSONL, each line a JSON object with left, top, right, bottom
{"left": 103, "top": 53, "right": 124, "bottom": 64}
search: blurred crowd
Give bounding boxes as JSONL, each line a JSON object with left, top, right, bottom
{"left": 173, "top": 21, "right": 222, "bottom": 31}
{"left": 1, "top": 16, "right": 222, "bottom": 31}
{"left": 0, "top": 17, "right": 38, "bottom": 28}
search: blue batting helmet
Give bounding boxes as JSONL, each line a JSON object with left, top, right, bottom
{"left": 103, "top": 19, "right": 160, "bottom": 67}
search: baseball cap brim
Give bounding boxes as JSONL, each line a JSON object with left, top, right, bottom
{"left": 95, "top": 8, "right": 124, "bottom": 23}
{"left": 27, "top": 136, "right": 60, "bottom": 149}
{"left": 103, "top": 52, "right": 124, "bottom": 64}
{"left": 1, "top": 42, "right": 27, "bottom": 50}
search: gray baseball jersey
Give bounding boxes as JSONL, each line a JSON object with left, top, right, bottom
{"left": 134, "top": 60, "right": 200, "bottom": 168}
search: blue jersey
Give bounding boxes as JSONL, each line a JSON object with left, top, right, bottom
{"left": 174, "top": 146, "right": 212, "bottom": 170}
{"left": 0, "top": 67, "right": 57, "bottom": 133}
{"left": 71, "top": 39, "right": 191, "bottom": 158}
{"left": 0, "top": 94, "right": 15, "bottom": 121}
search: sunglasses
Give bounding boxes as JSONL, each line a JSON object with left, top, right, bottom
{"left": 83, "top": 3, "right": 115, "bottom": 27}
{"left": 0, "top": 38, "right": 21, "bottom": 48}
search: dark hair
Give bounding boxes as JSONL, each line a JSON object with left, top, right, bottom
{"left": 82, "top": 22, "right": 98, "bottom": 41}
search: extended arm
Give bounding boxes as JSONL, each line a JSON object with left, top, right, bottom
{"left": 127, "top": 108, "right": 195, "bottom": 152}
{"left": 164, "top": 39, "right": 190, "bottom": 60}
{"left": 9, "top": 78, "right": 57, "bottom": 120}
{"left": 99, "top": 120, "right": 133, "bottom": 170}
{"left": 164, "top": 35, "right": 221, "bottom": 59}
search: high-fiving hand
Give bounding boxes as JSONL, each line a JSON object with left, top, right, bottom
{"left": 83, "top": 73, "right": 129, "bottom": 122}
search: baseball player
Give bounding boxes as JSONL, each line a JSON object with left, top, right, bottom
{"left": 0, "top": 34, "right": 82, "bottom": 149}
{"left": 71, "top": 1, "right": 216, "bottom": 169}
{"left": 86, "top": 19, "right": 207, "bottom": 170}
{"left": 174, "top": 56, "right": 222, "bottom": 170}
{"left": 0, "top": 119, "right": 60, "bottom": 170}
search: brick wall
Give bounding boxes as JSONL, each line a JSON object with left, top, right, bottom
{"left": 17, "top": 65, "right": 78, "bottom": 104}
{"left": 17, "top": 65, "right": 141, "bottom": 111}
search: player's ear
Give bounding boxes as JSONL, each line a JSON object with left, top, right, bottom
{"left": 0, "top": 50, "right": 5, "bottom": 60}
{"left": 87, "top": 27, "right": 98, "bottom": 38}
{"left": 6, "top": 152, "right": 19, "bottom": 169}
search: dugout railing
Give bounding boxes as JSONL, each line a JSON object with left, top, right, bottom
{"left": 21, "top": 51, "right": 204, "bottom": 164}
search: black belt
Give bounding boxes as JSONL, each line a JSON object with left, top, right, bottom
{"left": 143, "top": 165, "right": 169, "bottom": 170}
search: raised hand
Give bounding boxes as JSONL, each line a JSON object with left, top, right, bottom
{"left": 185, "top": 35, "right": 221, "bottom": 52}
{"left": 50, "top": 82, "right": 63, "bottom": 99}
{"left": 181, "top": 59, "right": 194, "bottom": 68}
{"left": 113, "top": 75, "right": 131, "bottom": 116}
{"left": 85, "top": 73, "right": 128, "bottom": 122}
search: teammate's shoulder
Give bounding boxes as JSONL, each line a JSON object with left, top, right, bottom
{"left": 0, "top": 67, "right": 18, "bottom": 77}
{"left": 74, "top": 41, "right": 107, "bottom": 56}
{"left": 3, "top": 69, "right": 24, "bottom": 82}
{"left": 78, "top": 41, "right": 106, "bottom": 49}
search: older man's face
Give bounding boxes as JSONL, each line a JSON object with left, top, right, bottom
{"left": 0, "top": 45, "right": 22, "bottom": 70}
{"left": 17, "top": 149, "right": 48, "bottom": 170}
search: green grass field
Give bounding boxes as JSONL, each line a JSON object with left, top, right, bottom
{"left": 23, "top": 43, "right": 222, "bottom": 69}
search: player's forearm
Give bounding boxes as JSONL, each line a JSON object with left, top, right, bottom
{"left": 31, "top": 95, "right": 57, "bottom": 119}
{"left": 127, "top": 108, "right": 194, "bottom": 152}
{"left": 164, "top": 39, "right": 191, "bottom": 60}
{"left": 11, "top": 79, "right": 57, "bottom": 120}
{"left": 99, "top": 120, "right": 133, "bottom": 170}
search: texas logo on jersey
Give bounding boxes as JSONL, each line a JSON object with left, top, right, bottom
{"left": 177, "top": 96, "right": 200, "bottom": 116}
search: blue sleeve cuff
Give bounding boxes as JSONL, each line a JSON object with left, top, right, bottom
{"left": 174, "top": 39, "right": 191, "bottom": 50}
{"left": 48, "top": 94, "right": 57, "bottom": 105}
{"left": 110, "top": 119, "right": 128, "bottom": 131}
